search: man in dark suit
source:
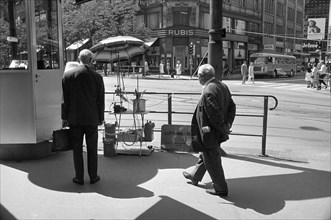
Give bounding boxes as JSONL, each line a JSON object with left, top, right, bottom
{"left": 183, "top": 64, "right": 236, "bottom": 196}
{"left": 62, "top": 49, "right": 105, "bottom": 185}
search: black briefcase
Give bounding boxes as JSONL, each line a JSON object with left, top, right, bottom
{"left": 52, "top": 128, "right": 72, "bottom": 151}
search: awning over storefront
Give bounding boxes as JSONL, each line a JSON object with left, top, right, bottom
{"left": 66, "top": 39, "right": 90, "bottom": 50}
{"left": 145, "top": 37, "right": 159, "bottom": 47}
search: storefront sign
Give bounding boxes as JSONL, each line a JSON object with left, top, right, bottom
{"left": 167, "top": 29, "right": 194, "bottom": 36}
{"left": 161, "top": 124, "right": 192, "bottom": 152}
{"left": 264, "top": 44, "right": 274, "bottom": 50}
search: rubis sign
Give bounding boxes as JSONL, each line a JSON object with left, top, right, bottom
{"left": 167, "top": 29, "right": 194, "bottom": 36}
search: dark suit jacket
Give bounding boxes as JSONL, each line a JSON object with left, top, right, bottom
{"left": 62, "top": 64, "right": 105, "bottom": 126}
{"left": 191, "top": 79, "right": 236, "bottom": 152}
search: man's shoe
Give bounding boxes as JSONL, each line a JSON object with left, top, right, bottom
{"left": 182, "top": 171, "right": 198, "bottom": 186}
{"left": 90, "top": 175, "right": 100, "bottom": 184}
{"left": 72, "top": 177, "right": 84, "bottom": 185}
{"left": 206, "top": 188, "right": 228, "bottom": 197}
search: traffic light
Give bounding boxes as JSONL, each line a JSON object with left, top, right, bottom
{"left": 221, "top": 28, "right": 226, "bottom": 38}
{"left": 316, "top": 41, "right": 322, "bottom": 50}
{"left": 75, "top": 0, "right": 92, "bottom": 5}
{"left": 189, "top": 43, "right": 193, "bottom": 55}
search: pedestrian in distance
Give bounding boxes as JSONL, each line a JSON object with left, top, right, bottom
{"left": 248, "top": 62, "right": 255, "bottom": 84}
{"left": 312, "top": 63, "right": 318, "bottom": 88}
{"left": 183, "top": 64, "right": 236, "bottom": 197}
{"left": 166, "top": 60, "right": 170, "bottom": 75}
{"left": 241, "top": 61, "right": 248, "bottom": 84}
{"left": 305, "top": 67, "right": 313, "bottom": 88}
{"left": 62, "top": 49, "right": 105, "bottom": 185}
{"left": 317, "top": 60, "right": 328, "bottom": 90}
{"left": 144, "top": 60, "right": 149, "bottom": 77}
{"left": 223, "top": 62, "right": 229, "bottom": 78}
{"left": 176, "top": 60, "right": 182, "bottom": 79}
{"left": 159, "top": 60, "right": 165, "bottom": 78}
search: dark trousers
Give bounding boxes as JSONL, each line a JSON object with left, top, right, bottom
{"left": 70, "top": 125, "right": 98, "bottom": 180}
{"left": 190, "top": 147, "right": 228, "bottom": 192}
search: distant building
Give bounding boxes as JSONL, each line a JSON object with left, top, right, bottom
{"left": 133, "top": 0, "right": 306, "bottom": 74}
{"left": 303, "top": 0, "right": 330, "bottom": 63}
{"left": 261, "top": 0, "right": 305, "bottom": 55}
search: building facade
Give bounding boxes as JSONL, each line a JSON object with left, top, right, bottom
{"left": 134, "top": 0, "right": 262, "bottom": 74}
{"left": 262, "top": 0, "right": 305, "bottom": 54}
{"left": 303, "top": 0, "right": 330, "bottom": 63}
{"left": 134, "top": 0, "right": 306, "bottom": 74}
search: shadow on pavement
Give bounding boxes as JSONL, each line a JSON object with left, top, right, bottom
{"left": 202, "top": 154, "right": 330, "bottom": 216}
{"left": 1, "top": 152, "right": 330, "bottom": 219}
{"left": 1, "top": 150, "right": 197, "bottom": 199}
{"left": 136, "top": 195, "right": 217, "bottom": 220}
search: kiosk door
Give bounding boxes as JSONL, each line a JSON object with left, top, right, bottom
{"left": 34, "top": 0, "right": 63, "bottom": 141}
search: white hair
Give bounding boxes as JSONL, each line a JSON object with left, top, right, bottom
{"left": 78, "top": 49, "right": 93, "bottom": 64}
{"left": 198, "top": 64, "right": 215, "bottom": 78}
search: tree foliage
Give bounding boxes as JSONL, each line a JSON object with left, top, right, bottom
{"left": 62, "top": 0, "right": 151, "bottom": 46}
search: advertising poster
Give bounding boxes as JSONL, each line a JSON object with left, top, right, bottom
{"left": 307, "top": 18, "right": 326, "bottom": 40}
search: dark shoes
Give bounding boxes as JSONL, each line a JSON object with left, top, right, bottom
{"left": 73, "top": 175, "right": 100, "bottom": 185}
{"left": 182, "top": 171, "right": 199, "bottom": 186}
{"left": 72, "top": 177, "right": 84, "bottom": 185}
{"left": 206, "top": 188, "right": 228, "bottom": 197}
{"left": 90, "top": 175, "right": 100, "bottom": 184}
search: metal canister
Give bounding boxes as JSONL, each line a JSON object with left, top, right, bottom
{"left": 144, "top": 121, "right": 155, "bottom": 141}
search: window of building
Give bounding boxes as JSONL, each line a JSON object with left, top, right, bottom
{"left": 254, "top": 0, "right": 258, "bottom": 10}
{"left": 136, "top": 14, "right": 144, "bottom": 27}
{"left": 173, "top": 8, "right": 189, "bottom": 26}
{"left": 146, "top": 12, "right": 159, "bottom": 29}
{"left": 235, "top": 19, "right": 246, "bottom": 35}
{"left": 0, "top": 0, "right": 29, "bottom": 70}
{"left": 35, "top": 0, "right": 60, "bottom": 69}
{"left": 200, "top": 12, "right": 210, "bottom": 29}
{"left": 222, "top": 17, "right": 232, "bottom": 33}
{"left": 288, "top": 7, "right": 295, "bottom": 21}
{"left": 276, "top": 2, "right": 285, "bottom": 17}
{"left": 296, "top": 11, "right": 303, "bottom": 25}
{"left": 264, "top": 21, "right": 274, "bottom": 35}
{"left": 248, "top": 22, "right": 259, "bottom": 33}
{"left": 265, "top": 0, "right": 274, "bottom": 14}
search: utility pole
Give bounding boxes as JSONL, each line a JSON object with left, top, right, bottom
{"left": 208, "top": 0, "right": 223, "bottom": 80}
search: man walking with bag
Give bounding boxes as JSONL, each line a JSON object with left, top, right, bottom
{"left": 62, "top": 49, "right": 105, "bottom": 185}
{"left": 183, "top": 64, "right": 236, "bottom": 196}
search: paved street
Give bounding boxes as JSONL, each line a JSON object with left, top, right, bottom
{"left": 1, "top": 74, "right": 330, "bottom": 220}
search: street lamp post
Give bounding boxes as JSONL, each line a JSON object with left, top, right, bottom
{"left": 208, "top": 0, "right": 223, "bottom": 80}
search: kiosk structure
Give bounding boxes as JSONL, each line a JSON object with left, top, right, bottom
{"left": 0, "top": 0, "right": 64, "bottom": 160}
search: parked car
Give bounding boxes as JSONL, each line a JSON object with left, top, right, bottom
{"left": 275, "top": 68, "right": 295, "bottom": 78}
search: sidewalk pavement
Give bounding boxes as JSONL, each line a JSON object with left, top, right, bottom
{"left": 1, "top": 131, "right": 330, "bottom": 220}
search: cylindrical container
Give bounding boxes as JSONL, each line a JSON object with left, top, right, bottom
{"left": 144, "top": 121, "right": 155, "bottom": 141}
{"left": 132, "top": 99, "right": 146, "bottom": 112}
{"left": 103, "top": 138, "right": 116, "bottom": 157}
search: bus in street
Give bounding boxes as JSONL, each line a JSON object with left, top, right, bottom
{"left": 250, "top": 53, "right": 296, "bottom": 78}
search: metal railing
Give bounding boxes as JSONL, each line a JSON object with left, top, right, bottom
{"left": 105, "top": 91, "right": 278, "bottom": 156}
